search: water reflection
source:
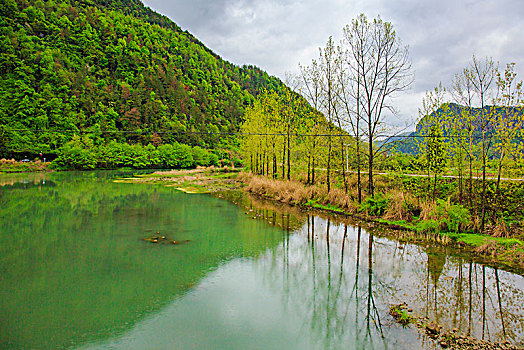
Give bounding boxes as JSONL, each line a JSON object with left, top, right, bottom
{"left": 2, "top": 171, "right": 524, "bottom": 349}
{"left": 0, "top": 172, "right": 285, "bottom": 350}
{"left": 254, "top": 209, "right": 524, "bottom": 348}
{"left": 0, "top": 172, "right": 54, "bottom": 188}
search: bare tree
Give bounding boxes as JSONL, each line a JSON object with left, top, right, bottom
{"left": 298, "top": 61, "right": 323, "bottom": 184}
{"left": 318, "top": 36, "right": 339, "bottom": 193}
{"left": 451, "top": 68, "right": 476, "bottom": 207}
{"left": 470, "top": 56, "right": 497, "bottom": 232}
{"left": 340, "top": 22, "right": 366, "bottom": 203}
{"left": 343, "top": 14, "right": 413, "bottom": 196}
{"left": 493, "top": 63, "right": 523, "bottom": 222}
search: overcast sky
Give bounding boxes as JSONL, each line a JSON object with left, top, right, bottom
{"left": 142, "top": 0, "right": 524, "bottom": 129}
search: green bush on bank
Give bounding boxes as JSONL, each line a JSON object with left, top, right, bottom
{"left": 360, "top": 193, "right": 389, "bottom": 216}
{"left": 53, "top": 136, "right": 219, "bottom": 170}
{"left": 432, "top": 199, "right": 471, "bottom": 233}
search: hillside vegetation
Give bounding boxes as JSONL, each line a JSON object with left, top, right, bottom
{"left": 396, "top": 103, "right": 524, "bottom": 155}
{"left": 0, "top": 0, "right": 286, "bottom": 158}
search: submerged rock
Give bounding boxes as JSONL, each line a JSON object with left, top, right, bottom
{"left": 141, "top": 234, "right": 190, "bottom": 246}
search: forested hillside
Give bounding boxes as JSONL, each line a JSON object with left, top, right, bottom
{"left": 0, "top": 0, "right": 286, "bottom": 158}
{"left": 396, "top": 103, "right": 524, "bottom": 154}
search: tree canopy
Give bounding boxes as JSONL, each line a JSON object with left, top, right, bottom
{"left": 0, "top": 0, "right": 288, "bottom": 157}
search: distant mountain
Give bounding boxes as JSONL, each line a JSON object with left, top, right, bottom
{"left": 394, "top": 103, "right": 523, "bottom": 154}
{"left": 0, "top": 0, "right": 288, "bottom": 157}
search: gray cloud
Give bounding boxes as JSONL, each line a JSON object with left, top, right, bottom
{"left": 143, "top": 0, "right": 524, "bottom": 128}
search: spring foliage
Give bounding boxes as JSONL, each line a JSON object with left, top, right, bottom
{"left": 53, "top": 135, "right": 219, "bottom": 170}
{"left": 0, "top": 0, "right": 288, "bottom": 157}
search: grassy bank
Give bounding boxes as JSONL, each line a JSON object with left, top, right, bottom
{"left": 239, "top": 172, "right": 524, "bottom": 270}
{"left": 114, "top": 166, "right": 241, "bottom": 193}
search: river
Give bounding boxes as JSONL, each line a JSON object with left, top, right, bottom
{"left": 0, "top": 171, "right": 522, "bottom": 349}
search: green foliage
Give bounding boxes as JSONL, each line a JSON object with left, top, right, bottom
{"left": 305, "top": 199, "right": 345, "bottom": 214}
{"left": 240, "top": 89, "right": 330, "bottom": 178}
{"left": 192, "top": 146, "right": 218, "bottom": 167}
{"left": 52, "top": 139, "right": 216, "bottom": 170}
{"left": 360, "top": 193, "right": 389, "bottom": 216}
{"left": 0, "top": 0, "right": 288, "bottom": 157}
{"left": 416, "top": 220, "right": 440, "bottom": 233}
{"left": 380, "top": 152, "right": 422, "bottom": 173}
{"left": 425, "top": 124, "right": 446, "bottom": 174}
{"left": 54, "top": 135, "right": 97, "bottom": 170}
{"left": 389, "top": 305, "right": 413, "bottom": 327}
{"left": 431, "top": 199, "right": 471, "bottom": 232}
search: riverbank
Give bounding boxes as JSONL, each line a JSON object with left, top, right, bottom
{"left": 115, "top": 168, "right": 524, "bottom": 271}
{"left": 0, "top": 159, "right": 51, "bottom": 173}
{"left": 113, "top": 166, "right": 241, "bottom": 193}
{"left": 389, "top": 304, "right": 518, "bottom": 350}
{"left": 238, "top": 172, "right": 524, "bottom": 272}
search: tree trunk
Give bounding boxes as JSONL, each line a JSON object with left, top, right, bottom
{"left": 493, "top": 149, "right": 504, "bottom": 221}
{"left": 368, "top": 135, "right": 373, "bottom": 196}
{"left": 312, "top": 140, "right": 316, "bottom": 185}
{"left": 327, "top": 138, "right": 332, "bottom": 193}
{"left": 273, "top": 153, "right": 277, "bottom": 179}
{"left": 312, "top": 155, "right": 315, "bottom": 185}
{"left": 458, "top": 152, "right": 463, "bottom": 204}
{"left": 469, "top": 139, "right": 473, "bottom": 209}
{"left": 287, "top": 131, "right": 291, "bottom": 180}
{"left": 307, "top": 154, "right": 311, "bottom": 184}
{"left": 433, "top": 173, "right": 437, "bottom": 202}
{"left": 357, "top": 140, "right": 362, "bottom": 204}
{"left": 281, "top": 143, "right": 286, "bottom": 180}
{"left": 340, "top": 137, "right": 348, "bottom": 193}
{"left": 481, "top": 131, "right": 487, "bottom": 232}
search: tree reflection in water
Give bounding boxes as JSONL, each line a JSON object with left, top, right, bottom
{"left": 243, "top": 200, "right": 524, "bottom": 348}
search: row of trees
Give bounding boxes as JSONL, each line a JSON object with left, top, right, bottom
{"left": 240, "top": 14, "right": 524, "bottom": 232}
{"left": 53, "top": 135, "right": 220, "bottom": 169}
{"left": 240, "top": 89, "right": 333, "bottom": 185}
{"left": 297, "top": 14, "right": 413, "bottom": 200}
{"left": 419, "top": 59, "right": 524, "bottom": 231}
{"left": 242, "top": 14, "right": 413, "bottom": 203}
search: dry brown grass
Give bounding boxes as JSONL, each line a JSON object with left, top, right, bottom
{"left": 241, "top": 172, "right": 359, "bottom": 212}
{"left": 419, "top": 201, "right": 436, "bottom": 221}
{"left": 493, "top": 218, "right": 510, "bottom": 238}
{"left": 241, "top": 173, "right": 313, "bottom": 204}
{"left": 383, "top": 189, "right": 415, "bottom": 222}
{"left": 325, "top": 187, "right": 354, "bottom": 210}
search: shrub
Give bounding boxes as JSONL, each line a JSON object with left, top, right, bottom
{"left": 192, "top": 146, "right": 219, "bottom": 166}
{"left": 53, "top": 135, "right": 97, "bottom": 170}
{"left": 417, "top": 219, "right": 440, "bottom": 233}
{"left": 360, "top": 193, "right": 389, "bottom": 217}
{"left": 172, "top": 143, "right": 194, "bottom": 168}
{"left": 431, "top": 199, "right": 471, "bottom": 232}
{"left": 55, "top": 140, "right": 220, "bottom": 170}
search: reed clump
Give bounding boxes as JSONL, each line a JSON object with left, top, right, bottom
{"left": 383, "top": 189, "right": 417, "bottom": 222}
{"left": 241, "top": 173, "right": 358, "bottom": 212}
{"left": 241, "top": 173, "right": 312, "bottom": 204}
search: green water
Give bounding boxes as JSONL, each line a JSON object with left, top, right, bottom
{"left": 1, "top": 171, "right": 523, "bottom": 349}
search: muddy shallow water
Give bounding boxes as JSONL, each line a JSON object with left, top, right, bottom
{"left": 0, "top": 171, "right": 522, "bottom": 349}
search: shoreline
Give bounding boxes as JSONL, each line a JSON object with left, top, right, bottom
{"left": 238, "top": 172, "right": 524, "bottom": 274}
{"left": 9, "top": 167, "right": 521, "bottom": 273}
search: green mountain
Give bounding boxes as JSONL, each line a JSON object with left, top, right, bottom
{"left": 394, "top": 103, "right": 524, "bottom": 154}
{"left": 0, "top": 0, "right": 286, "bottom": 158}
